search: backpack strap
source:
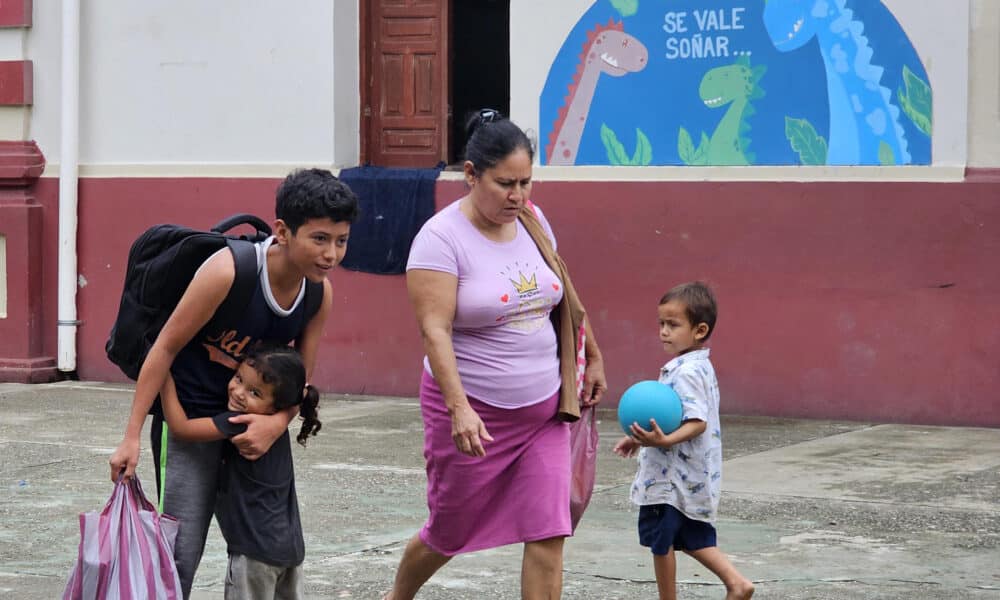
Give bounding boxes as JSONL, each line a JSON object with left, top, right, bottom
{"left": 210, "top": 239, "right": 261, "bottom": 328}
{"left": 212, "top": 213, "right": 272, "bottom": 241}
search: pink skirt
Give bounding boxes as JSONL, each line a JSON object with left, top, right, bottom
{"left": 418, "top": 370, "right": 571, "bottom": 556}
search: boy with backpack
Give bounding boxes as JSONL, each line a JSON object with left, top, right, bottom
{"left": 108, "top": 168, "right": 359, "bottom": 598}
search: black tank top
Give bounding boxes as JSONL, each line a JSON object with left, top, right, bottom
{"left": 167, "top": 242, "right": 313, "bottom": 418}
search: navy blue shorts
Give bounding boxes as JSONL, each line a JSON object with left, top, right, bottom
{"left": 638, "top": 504, "right": 717, "bottom": 555}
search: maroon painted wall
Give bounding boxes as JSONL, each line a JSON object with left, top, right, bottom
{"left": 35, "top": 176, "right": 1000, "bottom": 427}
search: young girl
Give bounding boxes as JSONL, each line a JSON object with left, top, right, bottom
{"left": 160, "top": 344, "right": 320, "bottom": 600}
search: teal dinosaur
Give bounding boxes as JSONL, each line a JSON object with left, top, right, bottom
{"left": 765, "top": 0, "right": 914, "bottom": 165}
{"left": 678, "top": 56, "right": 766, "bottom": 166}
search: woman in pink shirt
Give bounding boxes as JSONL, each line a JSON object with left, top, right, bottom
{"left": 383, "top": 109, "right": 607, "bottom": 599}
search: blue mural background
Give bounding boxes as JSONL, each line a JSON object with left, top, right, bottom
{"left": 539, "top": 0, "right": 932, "bottom": 166}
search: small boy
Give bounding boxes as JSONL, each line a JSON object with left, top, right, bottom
{"left": 613, "top": 282, "right": 754, "bottom": 600}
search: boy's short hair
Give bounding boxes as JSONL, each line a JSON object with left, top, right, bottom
{"left": 276, "top": 168, "right": 360, "bottom": 233}
{"left": 659, "top": 281, "right": 718, "bottom": 341}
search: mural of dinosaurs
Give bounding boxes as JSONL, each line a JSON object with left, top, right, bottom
{"left": 545, "top": 19, "right": 648, "bottom": 166}
{"left": 764, "top": 0, "right": 911, "bottom": 165}
{"left": 678, "top": 56, "right": 767, "bottom": 166}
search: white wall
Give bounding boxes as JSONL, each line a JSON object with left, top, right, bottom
{"left": 968, "top": 0, "right": 1000, "bottom": 167}
{"left": 511, "top": 0, "right": 973, "bottom": 177}
{"left": 29, "top": 0, "right": 353, "bottom": 175}
{"left": 332, "top": 0, "right": 360, "bottom": 168}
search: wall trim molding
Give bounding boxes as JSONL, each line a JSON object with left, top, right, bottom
{"left": 38, "top": 162, "right": 970, "bottom": 183}
{"left": 0, "top": 0, "right": 31, "bottom": 28}
{"left": 0, "top": 61, "right": 32, "bottom": 106}
{"left": 0, "top": 140, "right": 44, "bottom": 186}
{"left": 964, "top": 167, "right": 1000, "bottom": 183}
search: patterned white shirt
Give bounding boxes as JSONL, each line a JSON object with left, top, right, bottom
{"left": 629, "top": 348, "right": 723, "bottom": 523}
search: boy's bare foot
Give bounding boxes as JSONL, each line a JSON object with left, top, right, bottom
{"left": 725, "top": 578, "right": 754, "bottom": 599}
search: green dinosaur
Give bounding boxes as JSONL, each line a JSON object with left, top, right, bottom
{"left": 678, "top": 56, "right": 766, "bottom": 166}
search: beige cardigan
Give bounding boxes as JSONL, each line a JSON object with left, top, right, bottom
{"left": 519, "top": 202, "right": 586, "bottom": 422}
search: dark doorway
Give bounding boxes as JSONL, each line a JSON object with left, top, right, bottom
{"left": 449, "top": 0, "right": 510, "bottom": 165}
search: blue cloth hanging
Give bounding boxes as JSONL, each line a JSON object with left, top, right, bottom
{"left": 338, "top": 164, "right": 443, "bottom": 275}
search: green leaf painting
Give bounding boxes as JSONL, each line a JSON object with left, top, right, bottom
{"left": 878, "top": 141, "right": 895, "bottom": 166}
{"left": 785, "top": 117, "right": 828, "bottom": 165}
{"left": 678, "top": 128, "right": 712, "bottom": 166}
{"left": 608, "top": 0, "right": 639, "bottom": 18}
{"left": 898, "top": 65, "right": 932, "bottom": 137}
{"left": 602, "top": 124, "right": 652, "bottom": 166}
{"left": 631, "top": 128, "right": 652, "bottom": 165}
{"left": 678, "top": 128, "right": 695, "bottom": 165}
{"left": 601, "top": 124, "right": 630, "bottom": 165}
{"left": 698, "top": 132, "right": 709, "bottom": 164}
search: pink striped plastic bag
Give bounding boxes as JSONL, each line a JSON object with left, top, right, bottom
{"left": 569, "top": 321, "right": 598, "bottom": 531}
{"left": 63, "top": 475, "right": 182, "bottom": 600}
{"left": 569, "top": 404, "right": 599, "bottom": 531}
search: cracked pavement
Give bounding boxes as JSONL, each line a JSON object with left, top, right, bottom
{"left": 1, "top": 382, "right": 998, "bottom": 599}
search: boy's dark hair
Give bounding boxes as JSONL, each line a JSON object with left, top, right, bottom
{"left": 243, "top": 344, "right": 322, "bottom": 446}
{"left": 276, "top": 168, "right": 360, "bottom": 234}
{"left": 660, "top": 281, "right": 718, "bottom": 341}
{"left": 463, "top": 108, "right": 534, "bottom": 174}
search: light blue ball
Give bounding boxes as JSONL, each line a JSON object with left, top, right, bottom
{"left": 617, "top": 380, "right": 683, "bottom": 435}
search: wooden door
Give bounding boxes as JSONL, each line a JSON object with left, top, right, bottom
{"left": 361, "top": 0, "right": 449, "bottom": 167}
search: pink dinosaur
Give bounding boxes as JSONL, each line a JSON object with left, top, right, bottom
{"left": 545, "top": 19, "right": 648, "bottom": 166}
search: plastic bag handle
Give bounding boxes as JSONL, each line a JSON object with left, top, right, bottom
{"left": 109, "top": 473, "right": 157, "bottom": 513}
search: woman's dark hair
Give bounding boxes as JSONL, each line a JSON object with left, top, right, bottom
{"left": 659, "top": 281, "right": 718, "bottom": 341}
{"left": 276, "top": 168, "right": 360, "bottom": 234}
{"left": 242, "top": 344, "right": 322, "bottom": 446}
{"left": 463, "top": 108, "right": 534, "bottom": 174}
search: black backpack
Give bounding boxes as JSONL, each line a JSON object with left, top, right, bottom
{"left": 105, "top": 213, "right": 323, "bottom": 380}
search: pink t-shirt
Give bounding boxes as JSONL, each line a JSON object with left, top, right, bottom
{"left": 406, "top": 200, "right": 564, "bottom": 408}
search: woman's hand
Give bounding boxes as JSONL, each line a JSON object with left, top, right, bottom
{"left": 581, "top": 356, "right": 607, "bottom": 406}
{"left": 450, "top": 403, "right": 494, "bottom": 457}
{"left": 229, "top": 412, "right": 290, "bottom": 460}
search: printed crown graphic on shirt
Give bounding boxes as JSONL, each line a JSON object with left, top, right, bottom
{"left": 510, "top": 272, "right": 538, "bottom": 294}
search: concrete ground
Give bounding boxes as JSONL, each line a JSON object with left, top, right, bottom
{"left": 1, "top": 381, "right": 998, "bottom": 599}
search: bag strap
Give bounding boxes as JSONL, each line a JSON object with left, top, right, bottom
{"left": 518, "top": 201, "right": 589, "bottom": 421}
{"left": 211, "top": 213, "right": 272, "bottom": 241}
{"left": 518, "top": 200, "right": 558, "bottom": 270}
{"left": 206, "top": 212, "right": 271, "bottom": 329}
{"left": 209, "top": 239, "right": 260, "bottom": 329}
